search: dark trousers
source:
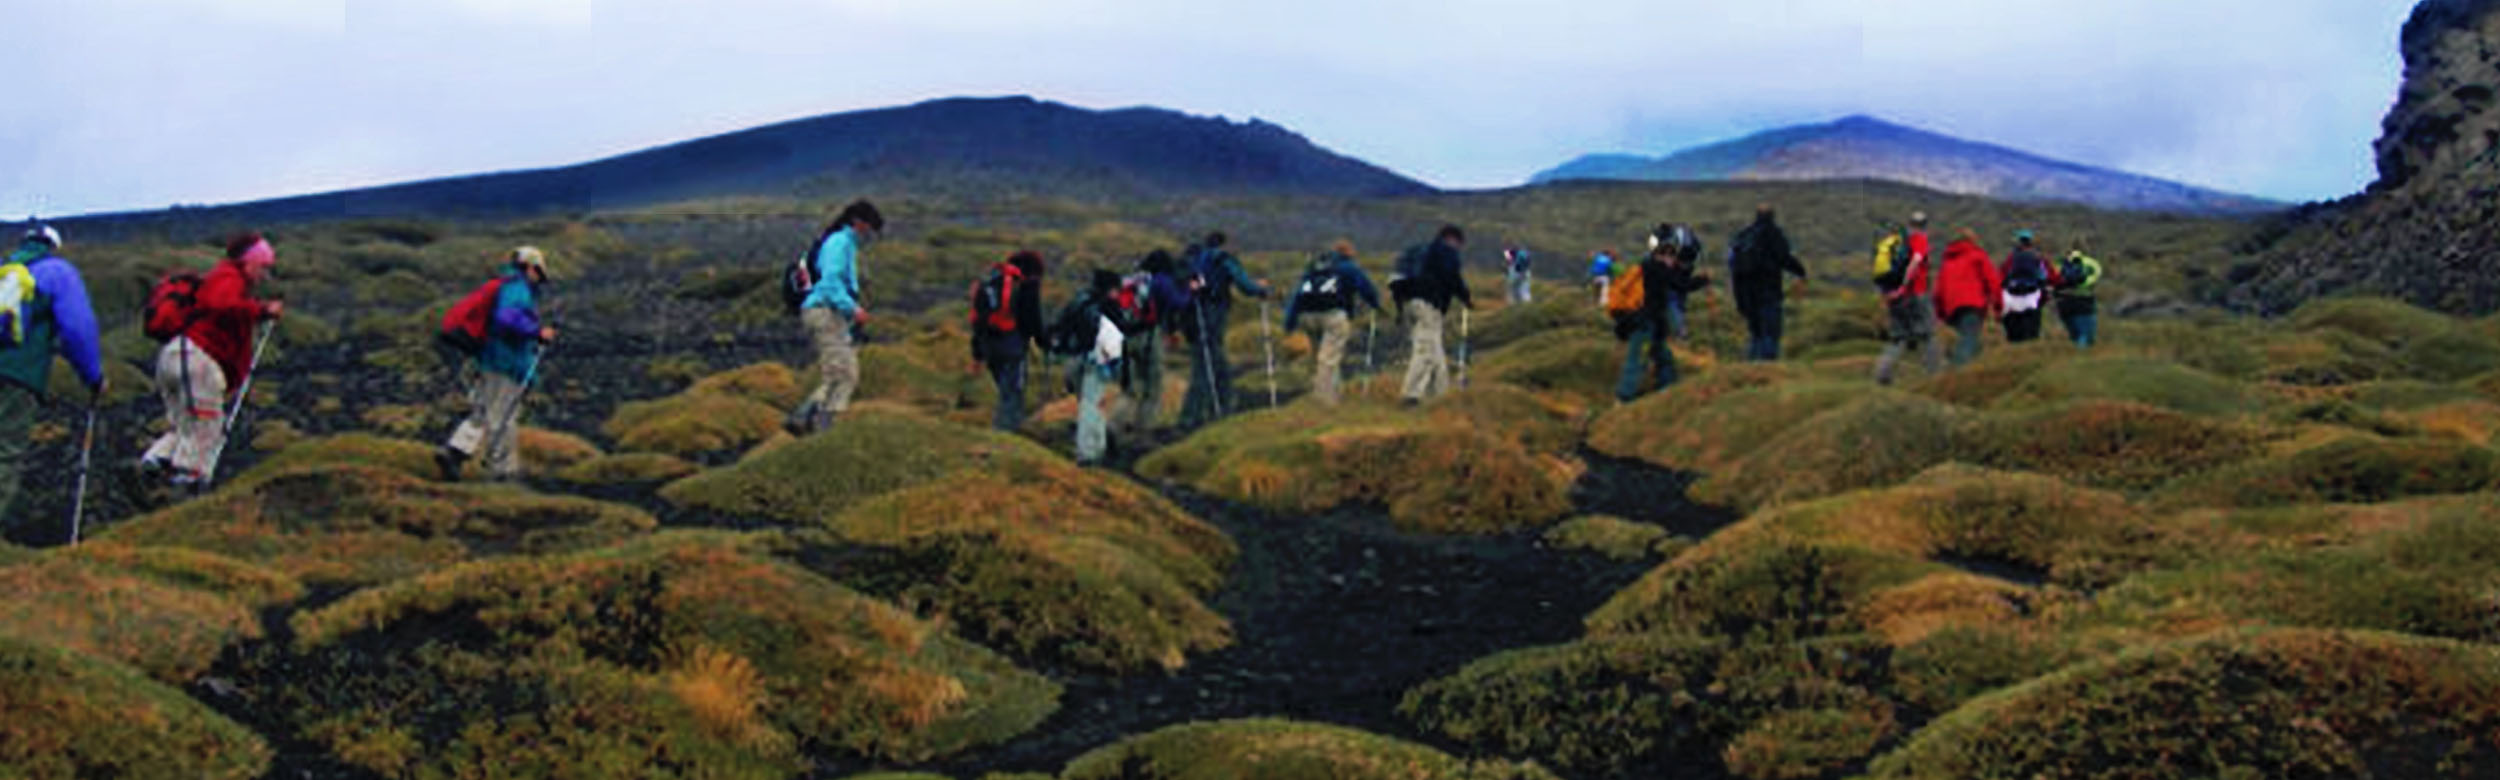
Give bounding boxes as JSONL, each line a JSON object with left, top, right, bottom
{"left": 1736, "top": 285, "right": 1785, "bottom": 362}
{"left": 1949, "top": 308, "right": 1988, "bottom": 366}
{"left": 1180, "top": 301, "right": 1233, "bottom": 428}
{"left": 1615, "top": 318, "right": 1679, "bottom": 401}
{"left": 0, "top": 383, "right": 34, "bottom": 544}
{"left": 2004, "top": 309, "right": 2045, "bottom": 343}
{"left": 988, "top": 354, "right": 1028, "bottom": 432}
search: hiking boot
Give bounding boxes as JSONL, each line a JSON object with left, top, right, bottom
{"left": 1400, "top": 397, "right": 1421, "bottom": 409}
{"left": 434, "top": 446, "right": 469, "bottom": 481}
{"left": 783, "top": 402, "right": 819, "bottom": 437}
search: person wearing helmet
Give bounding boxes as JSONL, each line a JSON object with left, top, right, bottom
{"left": 436, "top": 247, "right": 557, "bottom": 481}
{"left": 141, "top": 231, "right": 282, "bottom": 491}
{"left": 0, "top": 224, "right": 103, "bottom": 543}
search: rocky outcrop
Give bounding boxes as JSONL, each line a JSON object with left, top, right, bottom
{"left": 2230, "top": 0, "right": 2500, "bottom": 314}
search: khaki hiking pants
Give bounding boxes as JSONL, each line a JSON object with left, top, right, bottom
{"left": 1119, "top": 332, "right": 1166, "bottom": 437}
{"left": 801, "top": 307, "right": 859, "bottom": 427}
{"left": 1401, "top": 300, "right": 1451, "bottom": 402}
{"left": 447, "top": 370, "right": 527, "bottom": 479}
{"left": 1305, "top": 310, "right": 1352, "bottom": 406}
{"left": 143, "top": 337, "right": 228, "bottom": 478}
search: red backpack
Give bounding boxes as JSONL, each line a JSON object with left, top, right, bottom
{"left": 1115, "top": 274, "right": 1160, "bottom": 330}
{"left": 143, "top": 270, "right": 207, "bottom": 342}
{"left": 438, "top": 277, "right": 507, "bottom": 355}
{"left": 968, "top": 262, "right": 1023, "bottom": 334}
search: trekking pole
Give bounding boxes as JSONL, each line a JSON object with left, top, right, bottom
{"left": 1366, "top": 310, "right": 1377, "bottom": 371}
{"left": 1194, "top": 302, "right": 1226, "bottom": 417}
{"left": 1259, "top": 298, "right": 1278, "bottom": 408}
{"left": 1457, "top": 308, "right": 1471, "bottom": 389}
{"left": 201, "top": 320, "right": 275, "bottom": 488}
{"left": 68, "top": 400, "right": 97, "bottom": 546}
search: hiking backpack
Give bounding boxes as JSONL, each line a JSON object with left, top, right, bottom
{"left": 2058, "top": 255, "right": 2093, "bottom": 293}
{"left": 1604, "top": 264, "right": 1647, "bottom": 318}
{"left": 438, "top": 277, "right": 509, "bottom": 356}
{"left": 1730, "top": 225, "right": 1778, "bottom": 276}
{"left": 143, "top": 270, "right": 208, "bottom": 343}
{"left": 1046, "top": 294, "right": 1105, "bottom": 356}
{"left": 2005, "top": 251, "right": 2049, "bottom": 295}
{"left": 1115, "top": 274, "right": 1161, "bottom": 331}
{"left": 782, "top": 231, "right": 837, "bottom": 315}
{"left": 0, "top": 261, "right": 34, "bottom": 348}
{"left": 968, "top": 263, "right": 1023, "bottom": 334}
{"left": 1871, "top": 229, "right": 1912, "bottom": 291}
{"left": 1292, "top": 258, "right": 1351, "bottom": 314}
{"left": 1394, "top": 244, "right": 1428, "bottom": 280}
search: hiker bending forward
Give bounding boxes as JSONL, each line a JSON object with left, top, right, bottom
{"left": 438, "top": 248, "right": 556, "bottom": 481}
{"left": 1282, "top": 241, "right": 1384, "bottom": 406}
{"left": 143, "top": 232, "right": 280, "bottom": 488}
{"left": 0, "top": 225, "right": 102, "bottom": 542}
{"left": 1396, "top": 225, "right": 1471, "bottom": 405}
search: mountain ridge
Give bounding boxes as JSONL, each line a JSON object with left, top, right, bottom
{"left": 1532, "top": 115, "right": 2281, "bottom": 216}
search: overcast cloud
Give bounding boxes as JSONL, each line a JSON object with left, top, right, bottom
{"left": 1, "top": 0, "right": 2414, "bottom": 217}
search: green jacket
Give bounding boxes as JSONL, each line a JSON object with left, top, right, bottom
{"left": 2057, "top": 252, "right": 2103, "bottom": 299}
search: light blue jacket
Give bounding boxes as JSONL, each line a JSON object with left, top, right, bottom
{"left": 478, "top": 269, "right": 544, "bottom": 381}
{"left": 803, "top": 228, "right": 864, "bottom": 318}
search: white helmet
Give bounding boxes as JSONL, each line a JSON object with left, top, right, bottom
{"left": 23, "top": 225, "right": 60, "bottom": 249}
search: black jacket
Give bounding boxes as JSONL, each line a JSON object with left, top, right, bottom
{"left": 1729, "top": 218, "right": 1807, "bottom": 298}
{"left": 1409, "top": 240, "right": 1473, "bottom": 313}
{"left": 974, "top": 277, "right": 1047, "bottom": 362}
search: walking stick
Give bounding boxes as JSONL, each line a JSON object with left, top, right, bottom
{"left": 1457, "top": 308, "right": 1471, "bottom": 389}
{"left": 1259, "top": 298, "right": 1278, "bottom": 408}
{"left": 1366, "top": 310, "right": 1377, "bottom": 371}
{"left": 200, "top": 320, "right": 275, "bottom": 489}
{"left": 1193, "top": 301, "right": 1226, "bottom": 418}
{"left": 68, "top": 400, "right": 96, "bottom": 546}
{"left": 488, "top": 344, "right": 552, "bottom": 471}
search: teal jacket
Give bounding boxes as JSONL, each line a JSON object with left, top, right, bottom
{"left": 478, "top": 269, "right": 544, "bottom": 381}
{"left": 803, "top": 228, "right": 864, "bottom": 318}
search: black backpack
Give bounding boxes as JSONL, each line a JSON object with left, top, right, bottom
{"left": 782, "top": 232, "right": 832, "bottom": 315}
{"left": 1293, "top": 258, "right": 1351, "bottom": 314}
{"left": 2006, "top": 250, "right": 2049, "bottom": 295}
{"left": 1730, "top": 225, "right": 1779, "bottom": 276}
{"left": 1046, "top": 294, "right": 1104, "bottom": 356}
{"left": 2058, "top": 255, "right": 2091, "bottom": 292}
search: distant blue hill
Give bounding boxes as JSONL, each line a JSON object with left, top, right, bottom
{"left": 71, "top": 96, "right": 1432, "bottom": 226}
{"left": 1532, "top": 115, "right": 2280, "bottom": 216}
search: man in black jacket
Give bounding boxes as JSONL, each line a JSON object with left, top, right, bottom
{"left": 1728, "top": 204, "right": 1809, "bottom": 361}
{"left": 972, "top": 250, "right": 1048, "bottom": 431}
{"left": 1617, "top": 225, "right": 1709, "bottom": 401}
{"left": 1399, "top": 225, "right": 1472, "bottom": 406}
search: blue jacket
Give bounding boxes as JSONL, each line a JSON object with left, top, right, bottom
{"left": 1193, "top": 249, "right": 1268, "bottom": 308}
{"left": 479, "top": 269, "right": 544, "bottom": 380}
{"left": 1146, "top": 272, "right": 1195, "bottom": 334}
{"left": 1282, "top": 253, "right": 1382, "bottom": 331}
{"left": 803, "top": 228, "right": 864, "bottom": 317}
{"left": 0, "top": 253, "right": 103, "bottom": 394}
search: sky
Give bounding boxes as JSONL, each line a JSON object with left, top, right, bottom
{"left": 3, "top": 0, "right": 2419, "bottom": 217}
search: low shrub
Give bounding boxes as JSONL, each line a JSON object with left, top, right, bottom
{"left": 279, "top": 533, "right": 1060, "bottom": 774}
{"left": 0, "top": 634, "right": 270, "bottom": 779}
{"left": 1543, "top": 515, "right": 1672, "bottom": 562}
{"left": 1694, "top": 391, "right": 1965, "bottom": 511}
{"left": 1957, "top": 400, "right": 2263, "bottom": 491}
{"left": 2152, "top": 433, "right": 2498, "bottom": 511}
{"left": 1063, "top": 718, "right": 1561, "bottom": 780}
{"left": 661, "top": 409, "right": 1070, "bottom": 524}
{"left": 604, "top": 391, "right": 785, "bottom": 459}
{"left": 1470, "top": 328, "right": 1625, "bottom": 404}
{"left": 1587, "top": 362, "right": 1816, "bottom": 465}
{"left": 1866, "top": 629, "right": 2500, "bottom": 779}
{"left": 0, "top": 545, "right": 301, "bottom": 681}
{"left": 1993, "top": 356, "right": 2255, "bottom": 417}
{"left": 517, "top": 427, "right": 603, "bottom": 470}
{"left": 1595, "top": 381, "right": 1866, "bottom": 475}
{"left": 554, "top": 452, "right": 703, "bottom": 485}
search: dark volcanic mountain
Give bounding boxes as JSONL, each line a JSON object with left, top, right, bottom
{"left": 2228, "top": 0, "right": 2500, "bottom": 315}
{"left": 74, "top": 96, "right": 1431, "bottom": 226}
{"left": 1533, "top": 115, "right": 2280, "bottom": 216}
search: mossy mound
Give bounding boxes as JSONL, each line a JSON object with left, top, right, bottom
{"left": 279, "top": 533, "right": 1059, "bottom": 776}
{"left": 1137, "top": 397, "right": 1573, "bottom": 535}
{"left": 2402, "top": 399, "right": 2500, "bottom": 446}
{"left": 517, "top": 427, "right": 603, "bottom": 471}
{"left": 1595, "top": 466, "right": 2144, "bottom": 638}
{"left": 1593, "top": 380, "right": 1867, "bottom": 475}
{"left": 2096, "top": 495, "right": 2500, "bottom": 641}
{"left": 661, "top": 409, "right": 1072, "bottom": 524}
{"left": 1062, "top": 718, "right": 1560, "bottom": 780}
{"left": 241, "top": 432, "right": 440, "bottom": 482}
{"left": 553, "top": 452, "right": 703, "bottom": 485}
{"left": 1908, "top": 342, "right": 2068, "bottom": 408}
{"left": 1867, "top": 629, "right": 2500, "bottom": 779}
{"left": 2152, "top": 433, "right": 2498, "bottom": 510}
{"left": 0, "top": 634, "right": 271, "bottom": 780}
{"left": 1993, "top": 356, "right": 2255, "bottom": 417}
{"left": 0, "top": 544, "right": 302, "bottom": 681}
{"left": 2345, "top": 379, "right": 2483, "bottom": 411}
{"left": 104, "top": 440, "right": 656, "bottom": 586}
{"left": 2289, "top": 295, "right": 2458, "bottom": 350}
{"left": 1586, "top": 362, "right": 1815, "bottom": 464}
{"left": 856, "top": 328, "right": 1000, "bottom": 421}
{"left": 1402, "top": 634, "right": 1893, "bottom": 777}
{"left": 604, "top": 387, "right": 786, "bottom": 459}
{"left": 1957, "top": 401, "right": 2264, "bottom": 491}
{"left": 1470, "top": 328, "right": 1626, "bottom": 404}
{"left": 686, "top": 361, "right": 807, "bottom": 407}
{"left": 1542, "top": 515, "right": 1673, "bottom": 562}
{"left": 2257, "top": 327, "right": 2403, "bottom": 385}
{"left": 1470, "top": 296, "right": 1610, "bottom": 352}
{"left": 1693, "top": 391, "right": 1965, "bottom": 511}
{"left": 814, "top": 463, "right": 1236, "bottom": 673}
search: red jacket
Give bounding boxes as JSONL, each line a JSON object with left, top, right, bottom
{"left": 1934, "top": 238, "right": 2002, "bottom": 319}
{"left": 1895, "top": 231, "right": 1934, "bottom": 297}
{"left": 182, "top": 261, "right": 271, "bottom": 390}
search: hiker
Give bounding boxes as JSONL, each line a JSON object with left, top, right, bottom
{"left": 1935, "top": 228, "right": 2003, "bottom": 367}
{"left": 1176, "top": 231, "right": 1269, "bottom": 430}
{"left": 1394, "top": 225, "right": 1471, "bottom": 406}
{"left": 435, "top": 247, "right": 556, "bottom": 481}
{"left": 2054, "top": 240, "right": 2105, "bottom": 348}
{"left": 1118, "top": 249, "right": 1194, "bottom": 440}
{"left": 1998, "top": 230, "right": 2062, "bottom": 344}
{"left": 1727, "top": 204, "right": 1808, "bottom": 361}
{"left": 970, "top": 250, "right": 1047, "bottom": 432}
{"left": 1503, "top": 243, "right": 1533, "bottom": 304}
{"left": 1282, "top": 240, "right": 1384, "bottom": 406}
{"left": 141, "top": 231, "right": 282, "bottom": 491}
{"left": 1615, "top": 225, "right": 1708, "bottom": 402}
{"left": 1588, "top": 248, "right": 1616, "bottom": 308}
{"left": 1055, "top": 270, "right": 1127, "bottom": 466}
{"left": 1872, "top": 212, "right": 1945, "bottom": 385}
{"left": 789, "top": 200, "right": 883, "bottom": 435}
{"left": 0, "top": 225, "right": 102, "bottom": 541}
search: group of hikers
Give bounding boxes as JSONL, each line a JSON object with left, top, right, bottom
{"left": 0, "top": 197, "right": 2106, "bottom": 542}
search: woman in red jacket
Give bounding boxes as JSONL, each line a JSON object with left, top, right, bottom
{"left": 1934, "top": 228, "right": 2001, "bottom": 368}
{"left": 141, "top": 231, "right": 283, "bottom": 491}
